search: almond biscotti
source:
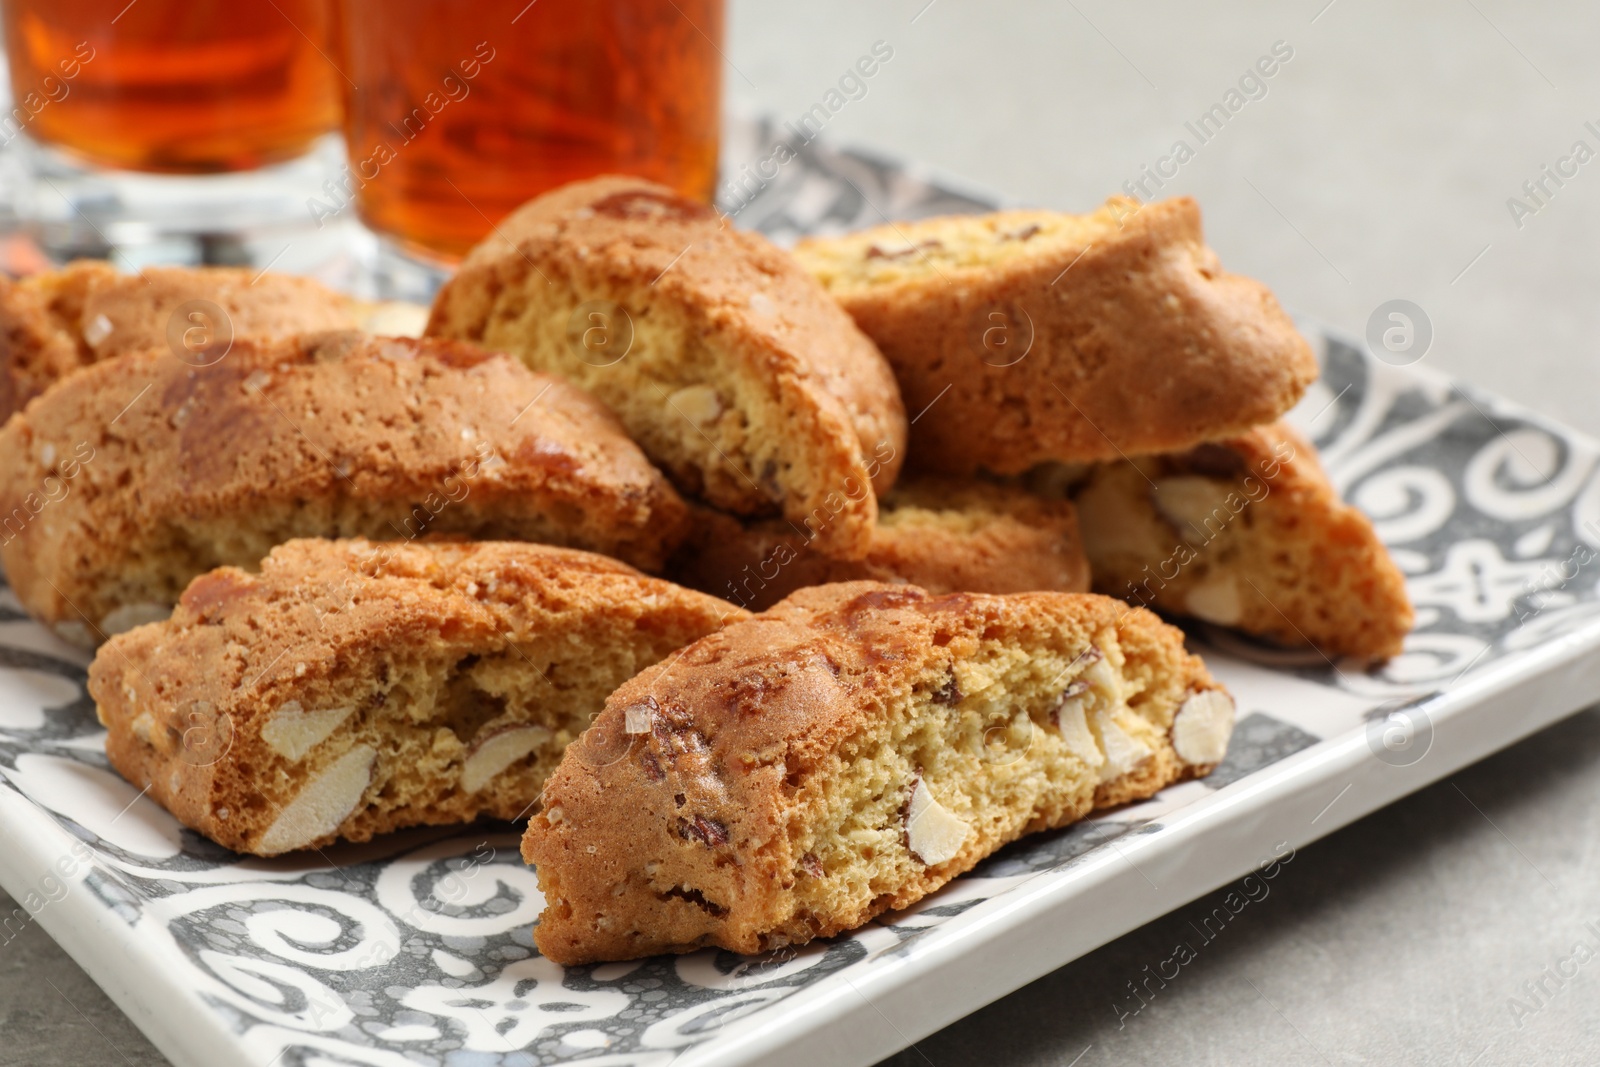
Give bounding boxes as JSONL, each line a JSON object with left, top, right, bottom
{"left": 427, "top": 176, "right": 908, "bottom": 560}
{"left": 0, "top": 332, "right": 689, "bottom": 645}
{"left": 669, "top": 478, "right": 1090, "bottom": 611}
{"left": 88, "top": 539, "right": 743, "bottom": 856}
{"left": 522, "top": 581, "right": 1233, "bottom": 963}
{"left": 793, "top": 196, "right": 1318, "bottom": 476}
{"left": 0, "top": 261, "right": 423, "bottom": 425}
{"left": 1074, "top": 420, "right": 1413, "bottom": 660}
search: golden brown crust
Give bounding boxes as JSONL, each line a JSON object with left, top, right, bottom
{"left": 1074, "top": 420, "right": 1414, "bottom": 660}
{"left": 522, "top": 581, "right": 1226, "bottom": 963}
{"left": 88, "top": 539, "right": 745, "bottom": 856}
{"left": 794, "top": 196, "right": 1319, "bottom": 475}
{"left": 0, "top": 262, "right": 360, "bottom": 424}
{"left": 427, "top": 175, "right": 908, "bottom": 559}
{"left": 669, "top": 477, "right": 1090, "bottom": 611}
{"left": 0, "top": 261, "right": 113, "bottom": 427}
{"left": 0, "top": 332, "right": 689, "bottom": 643}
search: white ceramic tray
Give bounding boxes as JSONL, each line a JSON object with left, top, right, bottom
{"left": 5, "top": 126, "right": 1600, "bottom": 1067}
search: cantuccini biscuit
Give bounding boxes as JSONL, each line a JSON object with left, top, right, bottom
{"left": 669, "top": 478, "right": 1090, "bottom": 611}
{"left": 427, "top": 175, "right": 908, "bottom": 559}
{"left": 0, "top": 332, "right": 689, "bottom": 644}
{"left": 89, "top": 539, "right": 743, "bottom": 856}
{"left": 0, "top": 262, "right": 425, "bottom": 425}
{"left": 1073, "top": 420, "right": 1413, "bottom": 660}
{"left": 522, "top": 581, "right": 1232, "bottom": 963}
{"left": 793, "top": 196, "right": 1318, "bottom": 475}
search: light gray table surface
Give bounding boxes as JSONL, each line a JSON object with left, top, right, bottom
{"left": 6, "top": 2, "right": 1600, "bottom": 1064}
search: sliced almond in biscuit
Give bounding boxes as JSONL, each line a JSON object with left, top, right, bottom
{"left": 462, "top": 725, "right": 553, "bottom": 793}
{"left": 1053, "top": 682, "right": 1104, "bottom": 767}
{"left": 1094, "top": 710, "right": 1152, "bottom": 783}
{"left": 256, "top": 745, "right": 376, "bottom": 855}
{"left": 905, "top": 776, "right": 969, "bottom": 866}
{"left": 1171, "top": 690, "right": 1235, "bottom": 766}
{"left": 667, "top": 384, "right": 724, "bottom": 426}
{"left": 261, "top": 701, "right": 355, "bottom": 763}
{"left": 1153, "top": 476, "right": 1237, "bottom": 544}
{"left": 1185, "top": 576, "right": 1243, "bottom": 626}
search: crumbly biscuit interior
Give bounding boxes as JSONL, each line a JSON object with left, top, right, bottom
{"left": 779, "top": 626, "right": 1169, "bottom": 935}
{"left": 1077, "top": 459, "right": 1246, "bottom": 619}
{"left": 477, "top": 275, "right": 791, "bottom": 515}
{"left": 875, "top": 501, "right": 995, "bottom": 538}
{"left": 1074, "top": 449, "right": 1410, "bottom": 657}
{"left": 190, "top": 616, "right": 683, "bottom": 854}
{"left": 796, "top": 200, "right": 1135, "bottom": 293}
{"left": 876, "top": 481, "right": 1026, "bottom": 536}
{"left": 85, "top": 495, "right": 622, "bottom": 638}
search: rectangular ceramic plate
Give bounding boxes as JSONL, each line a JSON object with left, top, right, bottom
{"left": 5, "top": 123, "right": 1600, "bottom": 1067}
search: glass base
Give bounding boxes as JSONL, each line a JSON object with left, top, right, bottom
{"left": 363, "top": 235, "right": 456, "bottom": 305}
{"left": 0, "top": 130, "right": 460, "bottom": 306}
{"left": 4, "top": 131, "right": 363, "bottom": 278}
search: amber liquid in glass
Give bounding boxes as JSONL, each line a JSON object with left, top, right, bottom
{"left": 336, "top": 0, "right": 723, "bottom": 258}
{"left": 3, "top": 0, "right": 340, "bottom": 174}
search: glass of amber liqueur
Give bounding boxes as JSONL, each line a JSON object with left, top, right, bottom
{"left": 0, "top": 1, "right": 723, "bottom": 295}
{"left": 334, "top": 0, "right": 723, "bottom": 296}
{"left": 1, "top": 0, "right": 346, "bottom": 274}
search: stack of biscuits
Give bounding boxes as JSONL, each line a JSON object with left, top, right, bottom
{"left": 0, "top": 176, "right": 1409, "bottom": 965}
